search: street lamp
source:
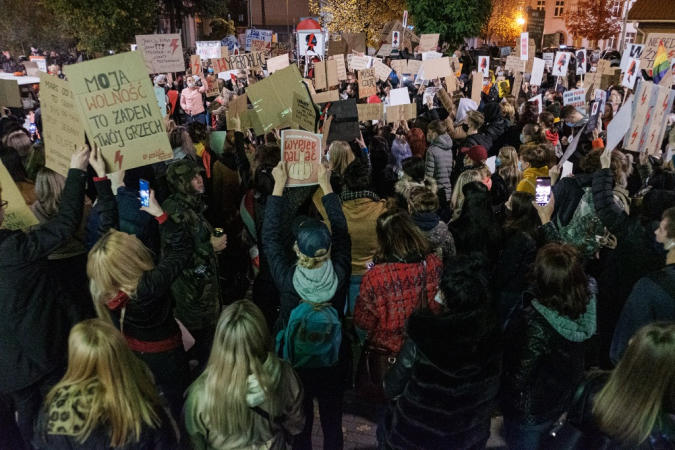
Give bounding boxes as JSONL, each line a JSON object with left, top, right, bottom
{"left": 516, "top": 16, "right": 525, "bottom": 25}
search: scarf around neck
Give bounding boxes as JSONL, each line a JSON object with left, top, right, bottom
{"left": 340, "top": 190, "right": 380, "bottom": 203}
{"left": 293, "top": 260, "right": 338, "bottom": 303}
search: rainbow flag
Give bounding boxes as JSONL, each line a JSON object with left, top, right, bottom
{"left": 653, "top": 40, "right": 669, "bottom": 85}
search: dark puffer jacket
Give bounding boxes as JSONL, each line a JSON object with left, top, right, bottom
{"left": 383, "top": 308, "right": 502, "bottom": 450}
{"left": 500, "top": 291, "right": 597, "bottom": 425}
{"left": 425, "top": 134, "right": 454, "bottom": 202}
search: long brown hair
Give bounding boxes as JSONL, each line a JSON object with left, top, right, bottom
{"left": 593, "top": 323, "right": 675, "bottom": 446}
{"left": 375, "top": 209, "right": 429, "bottom": 261}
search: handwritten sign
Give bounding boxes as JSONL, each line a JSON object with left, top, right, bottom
{"left": 391, "top": 59, "right": 407, "bottom": 76}
{"left": 386, "top": 103, "right": 416, "bottom": 123}
{"left": 334, "top": 54, "right": 347, "bottom": 81}
{"left": 624, "top": 81, "right": 675, "bottom": 155}
{"left": 422, "top": 57, "right": 452, "bottom": 79}
{"left": 314, "top": 61, "right": 327, "bottom": 90}
{"left": 282, "top": 129, "right": 321, "bottom": 187}
{"left": 326, "top": 60, "right": 339, "bottom": 87}
{"left": 226, "top": 52, "right": 265, "bottom": 70}
{"left": 357, "top": 103, "right": 383, "bottom": 121}
{"left": 505, "top": 56, "right": 526, "bottom": 74}
{"left": 0, "top": 161, "right": 38, "bottom": 230}
{"left": 418, "top": 34, "right": 439, "bottom": 52}
{"left": 64, "top": 52, "right": 173, "bottom": 172}
{"left": 196, "top": 41, "right": 222, "bottom": 60}
{"left": 135, "top": 34, "right": 184, "bottom": 73}
{"left": 245, "top": 29, "right": 273, "bottom": 52}
{"left": 267, "top": 54, "right": 289, "bottom": 74}
{"left": 211, "top": 57, "right": 229, "bottom": 74}
{"left": 292, "top": 92, "right": 316, "bottom": 132}
{"left": 358, "top": 68, "right": 377, "bottom": 98}
{"left": 351, "top": 56, "right": 369, "bottom": 71}
{"left": 373, "top": 60, "right": 392, "bottom": 81}
{"left": 641, "top": 34, "right": 675, "bottom": 71}
{"left": 29, "top": 56, "right": 47, "bottom": 72}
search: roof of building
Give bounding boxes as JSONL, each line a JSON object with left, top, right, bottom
{"left": 627, "top": 0, "right": 675, "bottom": 21}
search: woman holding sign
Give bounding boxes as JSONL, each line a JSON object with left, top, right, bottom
{"left": 180, "top": 76, "right": 207, "bottom": 125}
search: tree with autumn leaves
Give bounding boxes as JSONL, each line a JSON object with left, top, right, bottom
{"left": 481, "top": 0, "right": 523, "bottom": 46}
{"left": 563, "top": 0, "right": 622, "bottom": 46}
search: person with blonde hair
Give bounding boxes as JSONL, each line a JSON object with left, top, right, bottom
{"left": 3, "top": 129, "right": 43, "bottom": 180}
{"left": 450, "top": 169, "right": 482, "bottom": 221}
{"left": 491, "top": 146, "right": 522, "bottom": 206}
{"left": 327, "top": 140, "right": 355, "bottom": 193}
{"left": 184, "top": 300, "right": 305, "bottom": 449}
{"left": 86, "top": 147, "right": 193, "bottom": 420}
{"left": 34, "top": 319, "right": 177, "bottom": 449}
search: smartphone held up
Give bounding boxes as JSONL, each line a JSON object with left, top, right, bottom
{"left": 139, "top": 179, "right": 150, "bottom": 208}
{"left": 535, "top": 177, "right": 551, "bottom": 206}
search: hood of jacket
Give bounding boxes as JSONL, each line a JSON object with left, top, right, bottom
{"left": 455, "top": 98, "right": 478, "bottom": 124}
{"left": 407, "top": 308, "right": 501, "bottom": 375}
{"left": 292, "top": 260, "right": 338, "bottom": 303}
{"left": 246, "top": 353, "right": 282, "bottom": 407}
{"left": 394, "top": 176, "right": 438, "bottom": 199}
{"left": 421, "top": 221, "right": 450, "bottom": 249}
{"left": 167, "top": 159, "right": 202, "bottom": 198}
{"left": 523, "top": 166, "right": 550, "bottom": 179}
{"left": 412, "top": 211, "right": 440, "bottom": 232}
{"left": 430, "top": 134, "right": 453, "bottom": 151}
{"left": 532, "top": 296, "right": 596, "bottom": 342}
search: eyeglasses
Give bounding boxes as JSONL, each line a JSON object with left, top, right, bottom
{"left": 0, "top": 200, "right": 7, "bottom": 210}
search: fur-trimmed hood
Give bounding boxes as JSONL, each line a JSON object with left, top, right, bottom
{"left": 394, "top": 175, "right": 438, "bottom": 200}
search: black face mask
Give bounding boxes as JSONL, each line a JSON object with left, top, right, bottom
{"left": 462, "top": 123, "right": 469, "bottom": 132}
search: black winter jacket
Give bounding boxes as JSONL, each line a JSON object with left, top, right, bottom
{"left": 551, "top": 173, "right": 594, "bottom": 227}
{"left": 0, "top": 169, "right": 86, "bottom": 393}
{"left": 383, "top": 308, "right": 502, "bottom": 450}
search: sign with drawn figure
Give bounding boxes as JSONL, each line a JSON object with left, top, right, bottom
{"left": 478, "top": 56, "right": 490, "bottom": 78}
{"left": 392, "top": 31, "right": 401, "bottom": 49}
{"left": 135, "top": 34, "right": 184, "bottom": 73}
{"left": 552, "top": 52, "right": 571, "bottom": 77}
{"left": 621, "top": 44, "right": 644, "bottom": 71}
{"left": 576, "top": 49, "right": 587, "bottom": 75}
{"left": 622, "top": 58, "right": 640, "bottom": 90}
{"left": 281, "top": 129, "right": 321, "bottom": 186}
{"left": 64, "top": 52, "right": 173, "bottom": 173}
{"left": 297, "top": 31, "right": 325, "bottom": 57}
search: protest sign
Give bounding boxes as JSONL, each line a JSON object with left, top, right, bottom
{"left": 552, "top": 52, "right": 571, "bottom": 77}
{"left": 418, "top": 34, "right": 439, "bottom": 52}
{"left": 422, "top": 51, "right": 443, "bottom": 61}
{"left": 39, "top": 73, "right": 86, "bottom": 177}
{"left": 512, "top": 71, "right": 523, "bottom": 98}
{"left": 601, "top": 69, "right": 622, "bottom": 90}
{"left": 372, "top": 60, "right": 392, "bottom": 82}
{"left": 221, "top": 35, "right": 240, "bottom": 53}
{"left": 226, "top": 93, "right": 252, "bottom": 130}
{"left": 351, "top": 56, "right": 369, "bottom": 71}
{"left": 576, "top": 49, "right": 587, "bottom": 75}
{"left": 498, "top": 80, "right": 511, "bottom": 98}
{"left": 64, "top": 52, "right": 173, "bottom": 172}
{"left": 390, "top": 59, "right": 407, "bottom": 76}
{"left": 530, "top": 58, "right": 546, "bottom": 86}
{"left": 386, "top": 104, "right": 416, "bottom": 123}
{"left": 251, "top": 39, "right": 271, "bottom": 58}
{"left": 24, "top": 61, "right": 40, "bottom": 77}
{"left": 640, "top": 34, "right": 675, "bottom": 71}
{"left": 218, "top": 70, "right": 239, "bottom": 82}
{"left": 597, "top": 59, "right": 614, "bottom": 75}
{"left": 621, "top": 44, "right": 644, "bottom": 71}
{"left": 326, "top": 60, "right": 339, "bottom": 87}
{"left": 445, "top": 74, "right": 458, "bottom": 93}
{"left": 135, "top": 34, "right": 184, "bottom": 73}
{"left": 343, "top": 33, "right": 366, "bottom": 54}
{"left": 449, "top": 57, "right": 461, "bottom": 75}
{"left": 471, "top": 74, "right": 483, "bottom": 104}
{"left": 587, "top": 89, "right": 606, "bottom": 131}
{"left": 520, "top": 32, "right": 529, "bottom": 61}
{"left": 333, "top": 54, "right": 347, "bottom": 80}
{"left": 603, "top": 97, "right": 633, "bottom": 152}
{"left": 358, "top": 68, "right": 377, "bottom": 98}
{"left": 29, "top": 56, "right": 47, "bottom": 72}
{"left": 325, "top": 99, "right": 359, "bottom": 144}
{"left": 529, "top": 94, "right": 543, "bottom": 114}
{"left": 563, "top": 88, "right": 586, "bottom": 109}
{"left": 298, "top": 31, "right": 325, "bottom": 57}
{"left": 0, "top": 79, "right": 21, "bottom": 107}
{"left": 312, "top": 90, "right": 339, "bottom": 103}
{"left": 501, "top": 47, "right": 512, "bottom": 57}
{"left": 327, "top": 39, "right": 346, "bottom": 57}
{"left": 225, "top": 52, "right": 265, "bottom": 70}
{"left": 624, "top": 81, "right": 675, "bottom": 155}
{"left": 267, "top": 54, "right": 289, "bottom": 74}
{"left": 377, "top": 44, "right": 392, "bottom": 57}
{"left": 543, "top": 52, "right": 554, "bottom": 70}
{"left": 422, "top": 57, "right": 452, "bottom": 79}
{"left": 505, "top": 56, "right": 526, "bottom": 74}
{"left": 209, "top": 131, "right": 227, "bottom": 156}
{"left": 292, "top": 92, "right": 317, "bottom": 132}
{"left": 622, "top": 58, "right": 640, "bottom": 90}
{"left": 154, "top": 86, "right": 167, "bottom": 117}
{"left": 281, "top": 129, "right": 321, "bottom": 187}
{"left": 211, "top": 57, "right": 229, "bottom": 74}
{"left": 389, "top": 87, "right": 410, "bottom": 106}
{"left": 190, "top": 55, "right": 202, "bottom": 76}
{"left": 407, "top": 60, "right": 422, "bottom": 76}
{"left": 221, "top": 47, "right": 230, "bottom": 58}
{"left": 0, "top": 161, "right": 38, "bottom": 230}
{"left": 205, "top": 75, "right": 220, "bottom": 98}
{"left": 272, "top": 42, "right": 292, "bottom": 57}
{"left": 314, "top": 61, "right": 327, "bottom": 91}
{"left": 357, "top": 103, "right": 383, "bottom": 121}
{"left": 245, "top": 29, "right": 273, "bottom": 52}
{"left": 196, "top": 41, "right": 222, "bottom": 60}
{"left": 559, "top": 123, "right": 587, "bottom": 165}
{"left": 478, "top": 56, "right": 490, "bottom": 78}
{"left": 246, "top": 65, "right": 313, "bottom": 133}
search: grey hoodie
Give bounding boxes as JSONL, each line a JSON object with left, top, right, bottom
{"left": 425, "top": 134, "right": 454, "bottom": 201}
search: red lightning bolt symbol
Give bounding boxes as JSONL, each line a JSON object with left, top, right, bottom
{"left": 114, "top": 150, "right": 124, "bottom": 170}
{"left": 650, "top": 130, "right": 657, "bottom": 143}
{"left": 170, "top": 39, "right": 179, "bottom": 55}
{"left": 641, "top": 91, "right": 648, "bottom": 105}
{"left": 631, "top": 128, "right": 639, "bottom": 144}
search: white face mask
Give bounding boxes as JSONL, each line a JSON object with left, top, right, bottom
{"left": 188, "top": 82, "right": 195, "bottom": 88}
{"left": 434, "top": 290, "right": 445, "bottom": 305}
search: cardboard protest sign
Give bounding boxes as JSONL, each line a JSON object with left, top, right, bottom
{"left": 640, "top": 34, "right": 675, "bottom": 71}
{"left": 596, "top": 59, "right": 614, "bottom": 75}
{"left": 326, "top": 60, "right": 339, "bottom": 87}
{"left": 575, "top": 49, "right": 587, "bottom": 75}
{"left": 418, "top": 34, "right": 439, "bottom": 52}
{"left": 245, "top": 29, "right": 273, "bottom": 52}
{"left": 358, "top": 68, "right": 377, "bottom": 98}
{"left": 190, "top": 55, "right": 202, "bottom": 76}
{"left": 529, "top": 94, "right": 543, "bottom": 114}
{"left": 282, "top": 129, "right": 321, "bottom": 187}
{"left": 512, "top": 72, "right": 523, "bottom": 98}
{"left": 221, "top": 47, "right": 230, "bottom": 58}
{"left": 209, "top": 131, "right": 227, "bottom": 155}
{"left": 225, "top": 52, "right": 265, "bottom": 70}
{"left": 407, "top": 60, "right": 422, "bottom": 76}
{"left": 272, "top": 42, "right": 292, "bottom": 57}
{"left": 505, "top": 56, "right": 526, "bottom": 74}
{"left": 552, "top": 52, "right": 570, "bottom": 77}
{"left": 0, "top": 160, "right": 38, "bottom": 230}
{"left": 373, "top": 60, "right": 392, "bottom": 81}
{"left": 23, "top": 61, "right": 40, "bottom": 77}
{"left": 389, "top": 87, "right": 410, "bottom": 106}
{"left": 298, "top": 31, "right": 325, "bottom": 57}
{"left": 211, "top": 57, "right": 228, "bottom": 74}
{"left": 498, "top": 80, "right": 510, "bottom": 98}
{"left": 343, "top": 33, "right": 366, "bottom": 54}
{"left": 622, "top": 58, "right": 640, "bottom": 90}
{"left": 604, "top": 97, "right": 633, "bottom": 152}
{"left": 391, "top": 59, "right": 407, "bottom": 76}
{"left": 377, "top": 44, "right": 392, "bottom": 57}
{"left": 520, "top": 32, "right": 529, "bottom": 61}
{"left": 478, "top": 56, "right": 490, "bottom": 78}
{"left": 587, "top": 89, "right": 606, "bottom": 132}
{"left": 333, "top": 55, "right": 347, "bottom": 81}
{"left": 246, "top": 65, "right": 312, "bottom": 133}
{"left": 250, "top": 39, "right": 271, "bottom": 58}
{"left": 600, "top": 69, "right": 622, "bottom": 90}
{"left": 39, "top": 73, "right": 86, "bottom": 177}
{"left": 530, "top": 58, "right": 546, "bottom": 86}
{"left": 205, "top": 75, "right": 220, "bottom": 98}
{"left": 543, "top": 52, "right": 554, "bottom": 70}
{"left": 351, "top": 56, "right": 369, "bottom": 71}
{"left": 422, "top": 57, "right": 452, "bottom": 80}
{"left": 563, "top": 88, "right": 586, "bottom": 109}
{"left": 135, "top": 34, "right": 184, "bottom": 73}
{"left": 621, "top": 44, "right": 644, "bottom": 71}
{"left": 624, "top": 81, "right": 675, "bottom": 155}
{"left": 267, "top": 54, "right": 289, "bottom": 74}
{"left": 449, "top": 57, "right": 461, "bottom": 75}
{"left": 357, "top": 103, "right": 383, "bottom": 121}
{"left": 29, "top": 56, "right": 47, "bottom": 72}
{"left": 471, "top": 74, "right": 483, "bottom": 104}
{"left": 386, "top": 104, "right": 416, "bottom": 123}
{"left": 327, "top": 39, "right": 346, "bottom": 57}
{"left": 196, "top": 41, "right": 222, "bottom": 60}
{"left": 64, "top": 52, "right": 173, "bottom": 172}
{"left": 292, "top": 92, "right": 317, "bottom": 132}
{"left": 312, "top": 90, "right": 340, "bottom": 103}
{"left": 445, "top": 74, "right": 458, "bottom": 93}
{"left": 325, "top": 99, "right": 359, "bottom": 144}
{"left": 0, "top": 79, "right": 21, "bottom": 107}
{"left": 314, "top": 61, "right": 327, "bottom": 91}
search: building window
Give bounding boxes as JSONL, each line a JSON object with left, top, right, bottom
{"left": 611, "top": 0, "right": 621, "bottom": 16}
{"left": 625, "top": 32, "right": 636, "bottom": 45}
{"left": 536, "top": 0, "right": 546, "bottom": 10}
{"left": 554, "top": 0, "right": 565, "bottom": 16}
